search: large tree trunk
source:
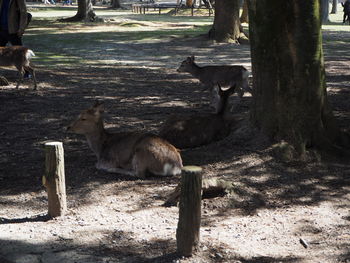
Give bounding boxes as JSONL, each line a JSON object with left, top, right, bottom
{"left": 240, "top": 0, "right": 249, "bottom": 23}
{"left": 110, "top": 0, "right": 121, "bottom": 9}
{"left": 247, "top": 0, "right": 348, "bottom": 157}
{"left": 60, "top": 0, "right": 97, "bottom": 22}
{"left": 208, "top": 0, "right": 242, "bottom": 43}
{"left": 331, "top": 0, "right": 338, "bottom": 14}
{"left": 321, "top": 0, "right": 330, "bottom": 23}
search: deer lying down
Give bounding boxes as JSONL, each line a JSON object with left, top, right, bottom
{"left": 0, "top": 46, "right": 37, "bottom": 90}
{"left": 67, "top": 101, "right": 183, "bottom": 178}
{"left": 159, "top": 85, "right": 235, "bottom": 149}
{"left": 177, "top": 55, "right": 250, "bottom": 112}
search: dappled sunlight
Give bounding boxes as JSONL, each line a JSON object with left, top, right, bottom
{"left": 0, "top": 5, "right": 349, "bottom": 263}
{"left": 200, "top": 203, "right": 349, "bottom": 262}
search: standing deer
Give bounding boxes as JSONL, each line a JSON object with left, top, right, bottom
{"left": 0, "top": 46, "right": 37, "bottom": 90}
{"left": 177, "top": 55, "right": 250, "bottom": 112}
{"left": 159, "top": 84, "right": 236, "bottom": 149}
{"left": 67, "top": 101, "right": 183, "bottom": 178}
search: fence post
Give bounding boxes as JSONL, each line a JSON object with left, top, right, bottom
{"left": 43, "top": 142, "right": 67, "bottom": 218}
{"left": 176, "top": 165, "right": 202, "bottom": 257}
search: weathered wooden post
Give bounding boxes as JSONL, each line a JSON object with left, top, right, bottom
{"left": 176, "top": 165, "right": 202, "bottom": 257}
{"left": 43, "top": 142, "right": 67, "bottom": 218}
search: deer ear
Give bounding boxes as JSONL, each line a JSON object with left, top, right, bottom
{"left": 190, "top": 55, "right": 195, "bottom": 61}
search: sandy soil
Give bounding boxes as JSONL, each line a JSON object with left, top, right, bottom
{"left": 0, "top": 9, "right": 349, "bottom": 263}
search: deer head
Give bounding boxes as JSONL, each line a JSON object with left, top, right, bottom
{"left": 67, "top": 101, "right": 104, "bottom": 135}
{"left": 177, "top": 55, "right": 196, "bottom": 72}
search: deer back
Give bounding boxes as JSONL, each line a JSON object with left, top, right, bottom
{"left": 0, "top": 46, "right": 29, "bottom": 67}
{"left": 159, "top": 85, "right": 235, "bottom": 149}
{"left": 177, "top": 56, "right": 249, "bottom": 89}
{"left": 199, "top": 65, "right": 248, "bottom": 88}
{"left": 160, "top": 113, "right": 230, "bottom": 149}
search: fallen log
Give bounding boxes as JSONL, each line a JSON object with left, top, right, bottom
{"left": 163, "top": 177, "right": 234, "bottom": 207}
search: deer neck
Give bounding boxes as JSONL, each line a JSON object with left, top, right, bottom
{"left": 84, "top": 120, "right": 108, "bottom": 159}
{"left": 188, "top": 63, "right": 203, "bottom": 79}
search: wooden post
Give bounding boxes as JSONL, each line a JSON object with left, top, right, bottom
{"left": 176, "top": 166, "right": 202, "bottom": 257}
{"left": 43, "top": 142, "right": 67, "bottom": 218}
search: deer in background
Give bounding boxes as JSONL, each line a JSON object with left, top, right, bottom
{"left": 67, "top": 101, "right": 183, "bottom": 178}
{"left": 0, "top": 46, "right": 37, "bottom": 90}
{"left": 159, "top": 84, "right": 236, "bottom": 149}
{"left": 177, "top": 55, "right": 250, "bottom": 113}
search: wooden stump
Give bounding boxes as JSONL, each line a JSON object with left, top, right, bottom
{"left": 43, "top": 142, "right": 67, "bottom": 218}
{"left": 176, "top": 166, "right": 202, "bottom": 257}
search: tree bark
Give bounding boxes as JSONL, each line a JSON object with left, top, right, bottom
{"left": 321, "top": 0, "right": 330, "bottom": 23}
{"left": 176, "top": 166, "right": 202, "bottom": 257}
{"left": 331, "top": 0, "right": 337, "bottom": 14}
{"left": 240, "top": 0, "right": 249, "bottom": 23}
{"left": 247, "top": 0, "right": 347, "bottom": 157}
{"left": 110, "top": 0, "right": 121, "bottom": 8}
{"left": 209, "top": 0, "right": 242, "bottom": 43}
{"left": 60, "top": 0, "right": 97, "bottom": 22}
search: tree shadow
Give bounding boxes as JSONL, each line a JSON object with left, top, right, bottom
{"left": 238, "top": 256, "right": 301, "bottom": 263}
{"left": 0, "top": 234, "right": 305, "bottom": 263}
{"left": 0, "top": 231, "right": 180, "bottom": 263}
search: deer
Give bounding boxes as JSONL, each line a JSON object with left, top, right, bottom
{"left": 177, "top": 55, "right": 250, "bottom": 113}
{"left": 159, "top": 84, "right": 236, "bottom": 149}
{"left": 0, "top": 46, "right": 37, "bottom": 90}
{"left": 67, "top": 101, "right": 183, "bottom": 178}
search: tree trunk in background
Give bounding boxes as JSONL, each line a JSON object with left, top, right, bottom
{"left": 60, "top": 0, "right": 97, "bottom": 22}
{"left": 111, "top": 0, "right": 121, "bottom": 9}
{"left": 240, "top": 0, "right": 249, "bottom": 23}
{"left": 209, "top": 0, "right": 241, "bottom": 43}
{"left": 321, "top": 0, "right": 330, "bottom": 23}
{"left": 247, "top": 0, "right": 348, "bottom": 156}
{"left": 331, "top": 0, "right": 338, "bottom": 14}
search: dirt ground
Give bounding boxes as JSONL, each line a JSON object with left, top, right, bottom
{"left": 0, "top": 7, "right": 349, "bottom": 263}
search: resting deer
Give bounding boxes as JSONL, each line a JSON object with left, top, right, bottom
{"left": 159, "top": 84, "right": 235, "bottom": 149}
{"left": 67, "top": 101, "right": 183, "bottom": 178}
{"left": 0, "top": 46, "right": 37, "bottom": 90}
{"left": 177, "top": 55, "right": 250, "bottom": 112}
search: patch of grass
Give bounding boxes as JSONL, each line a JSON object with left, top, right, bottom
{"left": 125, "top": 13, "right": 213, "bottom": 24}
{"left": 25, "top": 16, "right": 210, "bottom": 56}
{"left": 33, "top": 52, "right": 83, "bottom": 67}
{"left": 118, "top": 22, "right": 145, "bottom": 27}
{"left": 22, "top": 8, "right": 213, "bottom": 68}
{"left": 107, "top": 26, "right": 210, "bottom": 42}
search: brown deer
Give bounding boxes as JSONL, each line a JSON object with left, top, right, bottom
{"left": 0, "top": 46, "right": 37, "bottom": 90}
{"left": 177, "top": 55, "right": 250, "bottom": 112}
{"left": 67, "top": 101, "right": 183, "bottom": 178}
{"left": 159, "top": 84, "right": 236, "bottom": 149}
